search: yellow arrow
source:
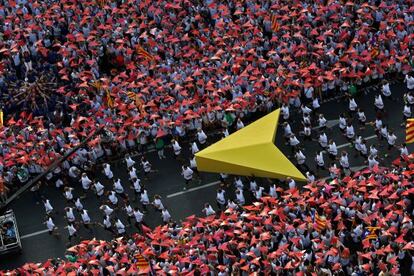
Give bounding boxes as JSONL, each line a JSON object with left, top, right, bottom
{"left": 195, "top": 109, "right": 306, "bottom": 181}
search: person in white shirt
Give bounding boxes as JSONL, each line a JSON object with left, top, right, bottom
{"left": 359, "top": 139, "right": 368, "bottom": 158}
{"left": 236, "top": 118, "right": 244, "bottom": 130}
{"left": 67, "top": 223, "right": 77, "bottom": 244}
{"left": 115, "top": 219, "right": 126, "bottom": 235}
{"left": 357, "top": 108, "right": 366, "bottom": 129}
{"left": 100, "top": 204, "right": 114, "bottom": 217}
{"left": 64, "top": 187, "right": 74, "bottom": 203}
{"left": 303, "top": 123, "right": 312, "bottom": 141}
{"left": 281, "top": 103, "right": 290, "bottom": 120}
{"left": 405, "top": 73, "right": 414, "bottom": 90}
{"left": 249, "top": 179, "right": 257, "bottom": 192}
{"left": 367, "top": 155, "right": 379, "bottom": 169}
{"left": 254, "top": 185, "right": 265, "bottom": 200}
{"left": 191, "top": 142, "right": 200, "bottom": 155}
{"left": 235, "top": 188, "right": 245, "bottom": 205}
{"left": 234, "top": 177, "right": 244, "bottom": 190}
{"left": 327, "top": 140, "right": 338, "bottom": 160}
{"left": 339, "top": 113, "right": 347, "bottom": 132}
{"left": 302, "top": 113, "right": 311, "bottom": 126}
{"left": 348, "top": 97, "right": 358, "bottom": 115}
{"left": 381, "top": 80, "right": 392, "bottom": 99}
{"left": 318, "top": 132, "right": 328, "bottom": 149}
{"left": 216, "top": 188, "right": 226, "bottom": 210}
{"left": 403, "top": 103, "right": 411, "bottom": 126}
{"left": 374, "top": 94, "right": 384, "bottom": 112}
{"left": 152, "top": 195, "right": 164, "bottom": 211}
{"left": 103, "top": 163, "right": 113, "bottom": 179}
{"left": 222, "top": 128, "right": 229, "bottom": 138}
{"left": 45, "top": 217, "right": 58, "bottom": 236}
{"left": 387, "top": 131, "right": 397, "bottom": 151}
{"left": 301, "top": 104, "right": 312, "bottom": 115}
{"left": 329, "top": 163, "right": 340, "bottom": 179}
{"left": 161, "top": 208, "right": 171, "bottom": 224}
{"left": 80, "top": 173, "right": 92, "bottom": 198}
{"left": 203, "top": 203, "right": 216, "bottom": 216}
{"left": 108, "top": 191, "right": 119, "bottom": 206}
{"left": 182, "top": 165, "right": 198, "bottom": 190}
{"left": 289, "top": 134, "right": 300, "bottom": 155}
{"left": 339, "top": 151, "right": 350, "bottom": 174}
{"left": 128, "top": 166, "right": 138, "bottom": 180}
{"left": 283, "top": 122, "right": 293, "bottom": 139}
{"left": 295, "top": 149, "right": 309, "bottom": 172}
{"left": 312, "top": 97, "right": 320, "bottom": 113}
{"left": 399, "top": 143, "right": 409, "bottom": 158}
{"left": 196, "top": 129, "right": 208, "bottom": 146}
{"left": 68, "top": 166, "right": 80, "bottom": 179}
{"left": 369, "top": 145, "right": 378, "bottom": 158}
{"left": 345, "top": 123, "right": 355, "bottom": 140}
{"left": 380, "top": 124, "right": 388, "bottom": 141}
{"left": 133, "top": 207, "right": 144, "bottom": 225}
{"left": 227, "top": 200, "right": 237, "bottom": 210}
{"left": 93, "top": 181, "right": 105, "bottom": 198}
{"left": 124, "top": 202, "right": 135, "bottom": 225}
{"left": 287, "top": 177, "right": 296, "bottom": 190}
{"left": 43, "top": 199, "right": 54, "bottom": 216}
{"left": 171, "top": 139, "right": 182, "bottom": 159}
{"left": 141, "top": 157, "right": 152, "bottom": 180}
{"left": 268, "top": 183, "right": 278, "bottom": 198}
{"left": 315, "top": 150, "right": 325, "bottom": 174}
{"left": 80, "top": 209, "right": 92, "bottom": 231}
{"left": 374, "top": 116, "right": 383, "bottom": 138}
{"left": 131, "top": 177, "right": 142, "bottom": 201}
{"left": 101, "top": 215, "right": 115, "bottom": 234}
{"left": 140, "top": 189, "right": 150, "bottom": 212}
{"left": 75, "top": 198, "right": 84, "bottom": 211}
{"left": 354, "top": 135, "right": 363, "bottom": 153}
{"left": 306, "top": 171, "right": 316, "bottom": 183}
{"left": 65, "top": 207, "right": 76, "bottom": 223}
{"left": 125, "top": 155, "right": 135, "bottom": 169}
{"left": 318, "top": 114, "right": 327, "bottom": 131}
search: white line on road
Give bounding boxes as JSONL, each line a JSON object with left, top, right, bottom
{"left": 337, "top": 135, "right": 377, "bottom": 149}
{"left": 20, "top": 229, "right": 49, "bottom": 239}
{"left": 166, "top": 181, "right": 221, "bottom": 198}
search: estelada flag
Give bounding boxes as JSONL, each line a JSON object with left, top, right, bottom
{"left": 406, "top": 119, "right": 414, "bottom": 143}
{"left": 135, "top": 254, "right": 149, "bottom": 271}
{"left": 271, "top": 14, "right": 280, "bottom": 32}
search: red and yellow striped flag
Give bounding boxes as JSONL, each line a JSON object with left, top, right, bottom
{"left": 406, "top": 119, "right": 414, "bottom": 143}
{"left": 136, "top": 45, "right": 155, "bottom": 61}
{"left": 106, "top": 89, "right": 114, "bottom": 108}
{"left": 135, "top": 254, "right": 149, "bottom": 271}
{"left": 314, "top": 213, "right": 327, "bottom": 232}
{"left": 96, "top": 0, "right": 106, "bottom": 8}
{"left": 271, "top": 14, "right": 280, "bottom": 32}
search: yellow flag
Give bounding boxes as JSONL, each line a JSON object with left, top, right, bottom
{"left": 106, "top": 90, "right": 114, "bottom": 108}
{"left": 0, "top": 110, "right": 3, "bottom": 126}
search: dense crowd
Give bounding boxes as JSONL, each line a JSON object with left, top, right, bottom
{"left": 4, "top": 156, "right": 414, "bottom": 275}
{"left": 1, "top": 0, "right": 414, "bottom": 200}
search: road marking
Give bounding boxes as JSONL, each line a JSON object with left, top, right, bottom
{"left": 166, "top": 181, "right": 221, "bottom": 198}
{"left": 337, "top": 135, "right": 377, "bottom": 149}
{"left": 20, "top": 229, "right": 49, "bottom": 239}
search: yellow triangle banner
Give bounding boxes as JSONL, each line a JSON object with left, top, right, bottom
{"left": 195, "top": 109, "right": 306, "bottom": 181}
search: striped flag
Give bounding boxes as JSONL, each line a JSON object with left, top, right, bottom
{"left": 362, "top": 226, "right": 380, "bottom": 241}
{"left": 135, "top": 254, "right": 149, "bottom": 271}
{"left": 271, "top": 14, "right": 280, "bottom": 32}
{"left": 406, "top": 119, "right": 414, "bottom": 143}
{"left": 312, "top": 210, "right": 326, "bottom": 232}
{"left": 91, "top": 81, "right": 103, "bottom": 91}
{"left": 96, "top": 0, "right": 106, "bottom": 8}
{"left": 106, "top": 89, "right": 114, "bottom": 108}
{"left": 136, "top": 45, "right": 155, "bottom": 61}
{"left": 0, "top": 109, "right": 3, "bottom": 127}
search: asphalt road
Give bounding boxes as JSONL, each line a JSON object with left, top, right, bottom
{"left": 0, "top": 80, "right": 412, "bottom": 270}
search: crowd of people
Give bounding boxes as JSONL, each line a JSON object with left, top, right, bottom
{"left": 1, "top": 0, "right": 414, "bottom": 201}
{"left": 5, "top": 154, "right": 414, "bottom": 275}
